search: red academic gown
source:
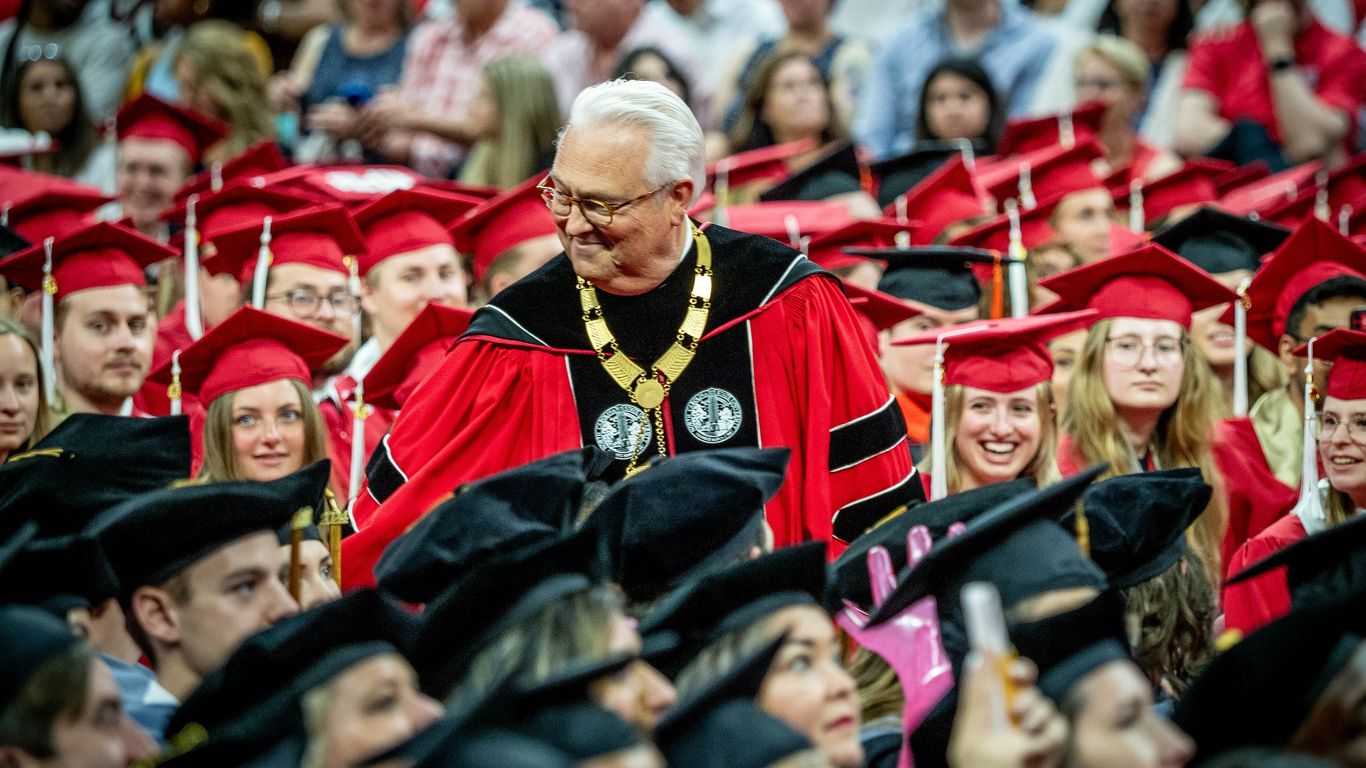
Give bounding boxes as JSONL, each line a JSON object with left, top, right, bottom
{"left": 318, "top": 374, "right": 394, "bottom": 504}
{"left": 1212, "top": 417, "right": 1297, "bottom": 578}
{"left": 136, "top": 301, "right": 200, "bottom": 418}
{"left": 1223, "top": 513, "right": 1305, "bottom": 634}
{"left": 342, "top": 224, "right": 920, "bottom": 588}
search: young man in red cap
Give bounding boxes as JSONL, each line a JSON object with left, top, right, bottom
{"left": 0, "top": 222, "right": 172, "bottom": 417}
{"left": 344, "top": 80, "right": 918, "bottom": 585}
{"left": 450, "top": 176, "right": 562, "bottom": 301}
{"left": 113, "top": 95, "right": 227, "bottom": 240}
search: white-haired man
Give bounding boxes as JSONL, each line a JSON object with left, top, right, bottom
{"left": 343, "top": 80, "right": 919, "bottom": 585}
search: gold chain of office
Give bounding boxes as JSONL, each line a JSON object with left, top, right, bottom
{"left": 578, "top": 223, "right": 712, "bottom": 474}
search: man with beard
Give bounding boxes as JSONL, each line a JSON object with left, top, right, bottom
{"left": 0, "top": 222, "right": 171, "bottom": 417}
{"left": 206, "top": 204, "right": 367, "bottom": 496}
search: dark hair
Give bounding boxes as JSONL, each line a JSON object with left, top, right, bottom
{"left": 1283, "top": 275, "right": 1366, "bottom": 342}
{"left": 1097, "top": 0, "right": 1195, "bottom": 54}
{"left": 728, "top": 51, "right": 845, "bottom": 152}
{"left": 614, "top": 46, "right": 693, "bottom": 111}
{"left": 0, "top": 641, "right": 94, "bottom": 756}
{"left": 915, "top": 57, "right": 1004, "bottom": 152}
{"left": 1120, "top": 550, "right": 1215, "bottom": 699}
{"left": 2, "top": 55, "right": 97, "bottom": 177}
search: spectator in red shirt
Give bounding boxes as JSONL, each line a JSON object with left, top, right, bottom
{"left": 1174, "top": 0, "right": 1366, "bottom": 168}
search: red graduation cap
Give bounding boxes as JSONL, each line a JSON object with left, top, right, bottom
{"left": 806, "top": 219, "right": 916, "bottom": 271}
{"left": 116, "top": 94, "right": 227, "bottom": 167}
{"left": 147, "top": 306, "right": 348, "bottom": 405}
{"left": 996, "top": 102, "right": 1106, "bottom": 158}
{"left": 352, "top": 188, "right": 484, "bottom": 276}
{"left": 0, "top": 221, "right": 174, "bottom": 300}
{"left": 1, "top": 186, "right": 113, "bottom": 243}
{"left": 1115, "top": 164, "right": 1220, "bottom": 228}
{"left": 176, "top": 140, "right": 290, "bottom": 200}
{"left": 882, "top": 155, "right": 989, "bottom": 244}
{"left": 449, "top": 175, "right": 558, "bottom": 283}
{"left": 1207, "top": 161, "right": 1269, "bottom": 197}
{"left": 717, "top": 201, "right": 852, "bottom": 246}
{"left": 842, "top": 281, "right": 922, "bottom": 331}
{"left": 1216, "top": 162, "right": 1323, "bottom": 217}
{"left": 419, "top": 179, "right": 502, "bottom": 200}
{"left": 1327, "top": 153, "right": 1366, "bottom": 209}
{"left": 162, "top": 182, "right": 313, "bottom": 248}
{"left": 1237, "top": 217, "right": 1366, "bottom": 351}
{"left": 205, "top": 203, "right": 366, "bottom": 282}
{"left": 362, "top": 303, "right": 474, "bottom": 411}
{"left": 707, "top": 138, "right": 818, "bottom": 193}
{"left": 1293, "top": 328, "right": 1366, "bottom": 400}
{"left": 949, "top": 194, "right": 1061, "bottom": 253}
{"left": 1039, "top": 243, "right": 1238, "bottom": 328}
{"left": 979, "top": 140, "right": 1105, "bottom": 211}
{"left": 891, "top": 310, "right": 1097, "bottom": 393}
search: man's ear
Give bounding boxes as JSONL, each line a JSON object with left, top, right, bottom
{"left": 1277, "top": 333, "right": 1299, "bottom": 375}
{"left": 132, "top": 586, "right": 181, "bottom": 649}
{"left": 358, "top": 272, "right": 380, "bottom": 317}
{"left": 670, "top": 180, "right": 697, "bottom": 223}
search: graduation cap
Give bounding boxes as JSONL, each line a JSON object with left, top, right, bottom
{"left": 832, "top": 478, "right": 1036, "bottom": 609}
{"left": 0, "top": 604, "right": 81, "bottom": 711}
{"left": 0, "top": 220, "right": 173, "bottom": 300}
{"left": 1174, "top": 585, "right": 1366, "bottom": 762}
{"left": 146, "top": 306, "right": 348, "bottom": 408}
{"left": 0, "top": 413, "right": 191, "bottom": 541}
{"left": 498, "top": 667, "right": 646, "bottom": 762}
{"left": 758, "top": 141, "right": 864, "bottom": 202}
{"left": 654, "top": 633, "right": 812, "bottom": 768}
{"left": 156, "top": 733, "right": 305, "bottom": 768}
{"left": 1225, "top": 504, "right": 1366, "bottom": 614}
{"left": 866, "top": 464, "right": 1108, "bottom": 628}
{"left": 1216, "top": 161, "right": 1323, "bottom": 217}
{"left": 842, "top": 282, "right": 923, "bottom": 333}
{"left": 449, "top": 175, "right": 559, "bottom": 283}
{"left": 1235, "top": 217, "right": 1366, "bottom": 352}
{"left": 587, "top": 446, "right": 790, "bottom": 604}
{"left": 870, "top": 140, "right": 982, "bottom": 209}
{"left": 351, "top": 187, "right": 485, "bottom": 276}
{"left": 948, "top": 194, "right": 1061, "bottom": 254}
{"left": 375, "top": 447, "right": 610, "bottom": 604}
{"left": 709, "top": 138, "right": 817, "bottom": 200}
{"left": 1039, "top": 243, "right": 1239, "bottom": 328}
{"left": 168, "top": 588, "right": 419, "bottom": 740}
{"left": 806, "top": 219, "right": 915, "bottom": 272}
{"left": 258, "top": 165, "right": 426, "bottom": 204}
{"left": 1151, "top": 207, "right": 1289, "bottom": 276}
{"left": 893, "top": 310, "right": 1096, "bottom": 393}
{"left": 190, "top": 141, "right": 290, "bottom": 196}
{"left": 996, "top": 103, "right": 1106, "bottom": 158}
{"left": 978, "top": 140, "right": 1105, "bottom": 212}
{"left": 1117, "top": 164, "right": 1220, "bottom": 232}
{"left": 1058, "top": 468, "right": 1212, "bottom": 590}
{"left": 85, "top": 461, "right": 331, "bottom": 602}
{"left": 162, "top": 183, "right": 313, "bottom": 251}
{"left": 116, "top": 94, "right": 228, "bottom": 167}
{"left": 719, "top": 200, "right": 853, "bottom": 247}
{"left": 1208, "top": 160, "right": 1269, "bottom": 197}
{"left": 362, "top": 302, "right": 473, "bottom": 411}
{"left": 0, "top": 533, "right": 121, "bottom": 614}
{"left": 410, "top": 528, "right": 609, "bottom": 699}
{"left": 1007, "top": 589, "right": 1131, "bottom": 703}
{"left": 0, "top": 186, "right": 114, "bottom": 243}
{"left": 861, "top": 246, "right": 1000, "bottom": 311}
{"left": 206, "top": 202, "right": 366, "bottom": 307}
{"left": 1299, "top": 328, "right": 1366, "bottom": 400}
{"left": 883, "top": 155, "right": 990, "bottom": 244}
{"left": 638, "top": 541, "right": 829, "bottom": 678}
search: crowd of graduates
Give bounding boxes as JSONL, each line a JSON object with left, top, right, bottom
{"left": 2, "top": 0, "right": 1366, "bottom": 766}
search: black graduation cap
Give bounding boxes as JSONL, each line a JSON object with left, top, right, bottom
{"left": 655, "top": 633, "right": 812, "bottom": 768}
{"left": 376, "top": 447, "right": 609, "bottom": 604}
{"left": 168, "top": 588, "right": 419, "bottom": 739}
{"left": 1225, "top": 509, "right": 1366, "bottom": 611}
{"left": 0, "top": 533, "right": 120, "bottom": 614}
{"left": 410, "top": 528, "right": 608, "bottom": 699}
{"left": 0, "top": 413, "right": 191, "bottom": 541}
{"left": 1150, "top": 207, "right": 1289, "bottom": 276}
{"left": 155, "top": 733, "right": 305, "bottom": 768}
{"left": 1008, "top": 589, "right": 1131, "bottom": 703}
{"left": 834, "top": 478, "right": 1035, "bottom": 609}
{"left": 638, "top": 541, "right": 829, "bottom": 678}
{"left": 588, "top": 446, "right": 790, "bottom": 604}
{"left": 867, "top": 465, "right": 1109, "bottom": 628}
{"left": 0, "top": 603, "right": 81, "bottom": 711}
{"left": 85, "top": 460, "right": 331, "bottom": 603}
{"left": 0, "top": 224, "right": 29, "bottom": 259}
{"left": 858, "top": 246, "right": 1000, "bottom": 311}
{"left": 1174, "top": 585, "right": 1366, "bottom": 762}
{"left": 1059, "top": 468, "right": 1211, "bottom": 591}
{"left": 870, "top": 141, "right": 983, "bottom": 209}
{"left": 758, "top": 141, "right": 863, "bottom": 202}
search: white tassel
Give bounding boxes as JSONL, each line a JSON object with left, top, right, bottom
{"left": 895, "top": 194, "right": 908, "bottom": 225}
{"left": 348, "top": 381, "right": 369, "bottom": 512}
{"left": 1339, "top": 205, "right": 1353, "bottom": 235}
{"left": 1232, "top": 278, "right": 1250, "bottom": 416}
{"left": 930, "top": 326, "right": 985, "bottom": 500}
{"left": 784, "top": 214, "right": 801, "bottom": 250}
{"left": 1005, "top": 200, "right": 1029, "bottom": 318}
{"left": 210, "top": 161, "right": 224, "bottom": 193}
{"left": 955, "top": 137, "right": 976, "bottom": 171}
{"left": 1314, "top": 169, "right": 1330, "bottom": 222}
{"left": 1058, "top": 111, "right": 1076, "bottom": 149}
{"left": 168, "top": 350, "right": 183, "bottom": 416}
{"left": 183, "top": 194, "right": 204, "bottom": 340}
{"left": 345, "top": 256, "right": 362, "bottom": 342}
{"left": 1128, "top": 180, "right": 1145, "bottom": 233}
{"left": 1018, "top": 162, "right": 1036, "bottom": 210}
{"left": 251, "top": 216, "right": 272, "bottom": 309}
{"left": 39, "top": 238, "right": 56, "bottom": 405}
{"left": 1292, "top": 338, "right": 1326, "bottom": 523}
{"left": 1, "top": 204, "right": 9, "bottom": 226}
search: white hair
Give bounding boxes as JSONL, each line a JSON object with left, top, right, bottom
{"left": 560, "top": 79, "right": 706, "bottom": 204}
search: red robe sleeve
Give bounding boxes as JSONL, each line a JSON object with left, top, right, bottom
{"left": 749, "top": 276, "right": 918, "bottom": 557}
{"left": 1222, "top": 514, "right": 1305, "bottom": 635}
{"left": 1213, "top": 418, "right": 1297, "bottom": 578}
{"left": 1056, "top": 433, "right": 1085, "bottom": 478}
{"left": 340, "top": 338, "right": 583, "bottom": 588}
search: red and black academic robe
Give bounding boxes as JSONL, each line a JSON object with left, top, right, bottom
{"left": 1212, "top": 418, "right": 1297, "bottom": 579}
{"left": 318, "top": 374, "right": 394, "bottom": 503}
{"left": 342, "top": 223, "right": 921, "bottom": 588}
{"left": 1223, "top": 512, "right": 1305, "bottom": 634}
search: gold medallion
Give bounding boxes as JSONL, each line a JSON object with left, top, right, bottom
{"left": 634, "top": 378, "right": 665, "bottom": 410}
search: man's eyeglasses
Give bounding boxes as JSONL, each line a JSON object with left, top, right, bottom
{"left": 265, "top": 288, "right": 358, "bottom": 317}
{"left": 23, "top": 43, "right": 62, "bottom": 62}
{"left": 1315, "top": 412, "right": 1366, "bottom": 443}
{"left": 1104, "top": 335, "right": 1187, "bottom": 369}
{"left": 536, "top": 176, "right": 671, "bottom": 228}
